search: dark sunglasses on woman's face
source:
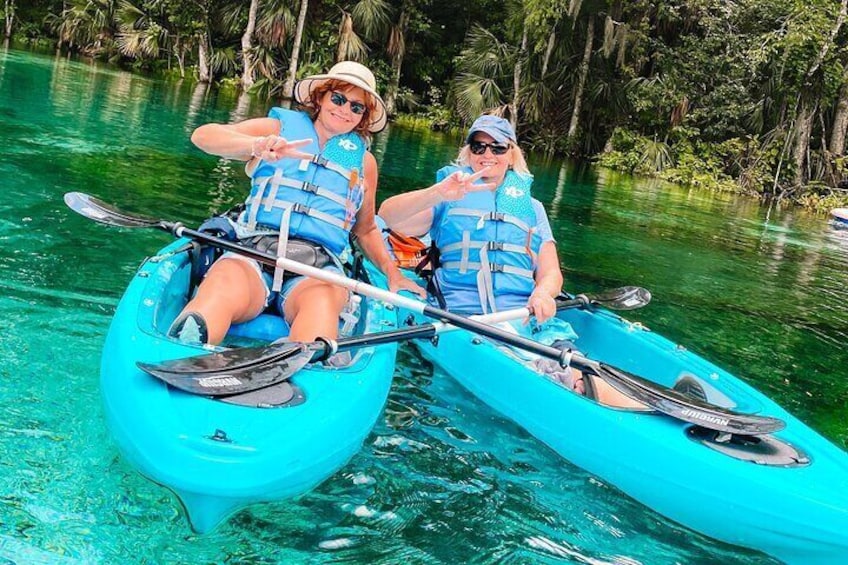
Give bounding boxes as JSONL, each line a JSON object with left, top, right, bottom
{"left": 330, "top": 91, "right": 367, "bottom": 115}
{"left": 469, "top": 140, "right": 510, "bottom": 155}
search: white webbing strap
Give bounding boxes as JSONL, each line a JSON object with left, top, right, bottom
{"left": 440, "top": 261, "right": 535, "bottom": 279}
{"left": 447, "top": 208, "right": 533, "bottom": 233}
{"left": 441, "top": 240, "right": 529, "bottom": 256}
{"left": 271, "top": 205, "right": 293, "bottom": 292}
{"left": 459, "top": 231, "right": 471, "bottom": 274}
{"left": 476, "top": 246, "right": 497, "bottom": 314}
{"left": 311, "top": 154, "right": 354, "bottom": 181}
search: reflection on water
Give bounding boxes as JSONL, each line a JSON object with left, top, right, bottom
{"left": 2, "top": 46, "right": 845, "bottom": 563}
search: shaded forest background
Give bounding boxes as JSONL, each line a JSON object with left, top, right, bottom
{"left": 4, "top": 0, "right": 848, "bottom": 210}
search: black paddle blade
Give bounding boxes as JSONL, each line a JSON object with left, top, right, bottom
{"left": 590, "top": 286, "right": 651, "bottom": 310}
{"left": 137, "top": 344, "right": 315, "bottom": 396}
{"left": 590, "top": 361, "right": 785, "bottom": 435}
{"left": 64, "top": 192, "right": 163, "bottom": 229}
{"left": 143, "top": 341, "right": 305, "bottom": 375}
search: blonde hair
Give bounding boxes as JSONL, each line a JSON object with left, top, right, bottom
{"left": 455, "top": 143, "right": 531, "bottom": 176}
{"left": 305, "top": 79, "right": 378, "bottom": 141}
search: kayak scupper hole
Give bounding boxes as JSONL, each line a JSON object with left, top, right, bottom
{"left": 687, "top": 426, "right": 810, "bottom": 467}
{"left": 207, "top": 429, "right": 232, "bottom": 443}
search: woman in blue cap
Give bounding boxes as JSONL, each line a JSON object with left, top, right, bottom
{"left": 379, "top": 115, "right": 644, "bottom": 407}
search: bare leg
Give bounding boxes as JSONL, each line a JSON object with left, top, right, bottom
{"left": 588, "top": 374, "right": 650, "bottom": 410}
{"left": 181, "top": 258, "right": 268, "bottom": 344}
{"left": 283, "top": 278, "right": 349, "bottom": 342}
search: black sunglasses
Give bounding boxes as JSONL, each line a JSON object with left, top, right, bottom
{"left": 469, "top": 140, "right": 510, "bottom": 155}
{"left": 330, "top": 91, "right": 367, "bottom": 115}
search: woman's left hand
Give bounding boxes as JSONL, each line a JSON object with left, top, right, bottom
{"left": 387, "top": 271, "right": 427, "bottom": 298}
{"left": 526, "top": 289, "right": 557, "bottom": 324}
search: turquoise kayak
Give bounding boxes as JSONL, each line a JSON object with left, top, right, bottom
{"left": 390, "top": 275, "right": 848, "bottom": 564}
{"left": 101, "top": 239, "right": 398, "bottom": 533}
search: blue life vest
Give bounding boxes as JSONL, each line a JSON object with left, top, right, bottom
{"left": 242, "top": 108, "right": 366, "bottom": 258}
{"left": 432, "top": 165, "right": 541, "bottom": 314}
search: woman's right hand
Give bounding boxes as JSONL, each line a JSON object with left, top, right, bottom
{"left": 432, "top": 168, "right": 496, "bottom": 201}
{"left": 251, "top": 136, "right": 314, "bottom": 162}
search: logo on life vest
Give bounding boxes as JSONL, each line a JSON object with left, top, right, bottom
{"left": 504, "top": 186, "right": 525, "bottom": 198}
{"left": 338, "top": 139, "right": 358, "bottom": 151}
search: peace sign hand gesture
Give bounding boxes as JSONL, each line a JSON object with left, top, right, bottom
{"left": 433, "top": 168, "right": 497, "bottom": 201}
{"left": 252, "top": 136, "right": 314, "bottom": 162}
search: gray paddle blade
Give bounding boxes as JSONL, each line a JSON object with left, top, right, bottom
{"left": 219, "top": 382, "right": 306, "bottom": 408}
{"left": 591, "top": 286, "right": 651, "bottom": 310}
{"left": 591, "top": 361, "right": 785, "bottom": 435}
{"left": 137, "top": 345, "right": 315, "bottom": 396}
{"left": 143, "top": 342, "right": 304, "bottom": 375}
{"left": 64, "top": 192, "right": 162, "bottom": 229}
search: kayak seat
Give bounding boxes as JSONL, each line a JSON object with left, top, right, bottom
{"left": 673, "top": 372, "right": 736, "bottom": 409}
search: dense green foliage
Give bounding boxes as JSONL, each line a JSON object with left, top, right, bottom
{"left": 4, "top": 0, "right": 848, "bottom": 209}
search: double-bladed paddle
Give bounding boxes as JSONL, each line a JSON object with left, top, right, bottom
{"left": 65, "top": 192, "right": 784, "bottom": 435}
{"left": 144, "top": 285, "right": 650, "bottom": 379}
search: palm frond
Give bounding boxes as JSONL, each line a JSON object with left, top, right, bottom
{"left": 351, "top": 0, "right": 392, "bottom": 41}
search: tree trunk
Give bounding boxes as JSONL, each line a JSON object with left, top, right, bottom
{"left": 793, "top": 100, "right": 815, "bottom": 187}
{"left": 283, "top": 0, "right": 309, "bottom": 101}
{"left": 510, "top": 19, "right": 528, "bottom": 129}
{"left": 830, "top": 79, "right": 848, "bottom": 156}
{"left": 241, "top": 0, "right": 260, "bottom": 89}
{"left": 384, "top": 9, "right": 409, "bottom": 117}
{"left": 806, "top": 0, "right": 847, "bottom": 80}
{"left": 4, "top": 0, "right": 13, "bottom": 38}
{"left": 541, "top": 27, "right": 556, "bottom": 77}
{"left": 568, "top": 16, "right": 595, "bottom": 142}
{"left": 197, "top": 32, "right": 211, "bottom": 83}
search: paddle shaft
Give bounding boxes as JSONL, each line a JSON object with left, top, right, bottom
{"left": 167, "top": 227, "right": 783, "bottom": 434}
{"left": 68, "top": 195, "right": 783, "bottom": 434}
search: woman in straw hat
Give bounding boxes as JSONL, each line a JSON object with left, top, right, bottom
{"left": 169, "top": 61, "right": 424, "bottom": 350}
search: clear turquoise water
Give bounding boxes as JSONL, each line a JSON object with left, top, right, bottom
{"left": 2, "top": 47, "right": 847, "bottom": 564}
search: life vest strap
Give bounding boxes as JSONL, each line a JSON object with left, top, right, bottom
{"left": 440, "top": 261, "right": 534, "bottom": 279}
{"left": 446, "top": 208, "right": 532, "bottom": 233}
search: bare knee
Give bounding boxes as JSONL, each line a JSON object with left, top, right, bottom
{"left": 284, "top": 281, "right": 349, "bottom": 341}
{"left": 185, "top": 259, "right": 267, "bottom": 331}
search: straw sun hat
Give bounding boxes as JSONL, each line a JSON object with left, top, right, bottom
{"left": 294, "top": 61, "right": 388, "bottom": 133}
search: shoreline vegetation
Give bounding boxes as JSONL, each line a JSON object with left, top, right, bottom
{"left": 5, "top": 0, "right": 848, "bottom": 212}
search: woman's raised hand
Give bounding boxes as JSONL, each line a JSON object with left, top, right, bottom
{"left": 433, "top": 168, "right": 496, "bottom": 201}
{"left": 252, "top": 136, "right": 314, "bottom": 162}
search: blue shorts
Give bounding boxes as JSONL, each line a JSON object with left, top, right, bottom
{"left": 219, "top": 252, "right": 345, "bottom": 315}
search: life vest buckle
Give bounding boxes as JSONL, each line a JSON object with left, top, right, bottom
{"left": 488, "top": 263, "right": 505, "bottom": 273}
{"left": 487, "top": 241, "right": 505, "bottom": 251}
{"left": 312, "top": 155, "right": 330, "bottom": 168}
{"left": 291, "top": 203, "right": 311, "bottom": 215}
{"left": 302, "top": 182, "right": 319, "bottom": 194}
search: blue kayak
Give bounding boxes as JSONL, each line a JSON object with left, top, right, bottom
{"left": 390, "top": 277, "right": 848, "bottom": 563}
{"left": 101, "top": 239, "right": 398, "bottom": 533}
{"left": 831, "top": 207, "right": 848, "bottom": 227}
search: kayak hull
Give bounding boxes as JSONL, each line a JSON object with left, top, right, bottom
{"left": 101, "top": 240, "right": 398, "bottom": 532}
{"left": 391, "top": 281, "right": 848, "bottom": 563}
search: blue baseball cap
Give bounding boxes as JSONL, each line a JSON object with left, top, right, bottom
{"left": 465, "top": 115, "right": 517, "bottom": 145}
